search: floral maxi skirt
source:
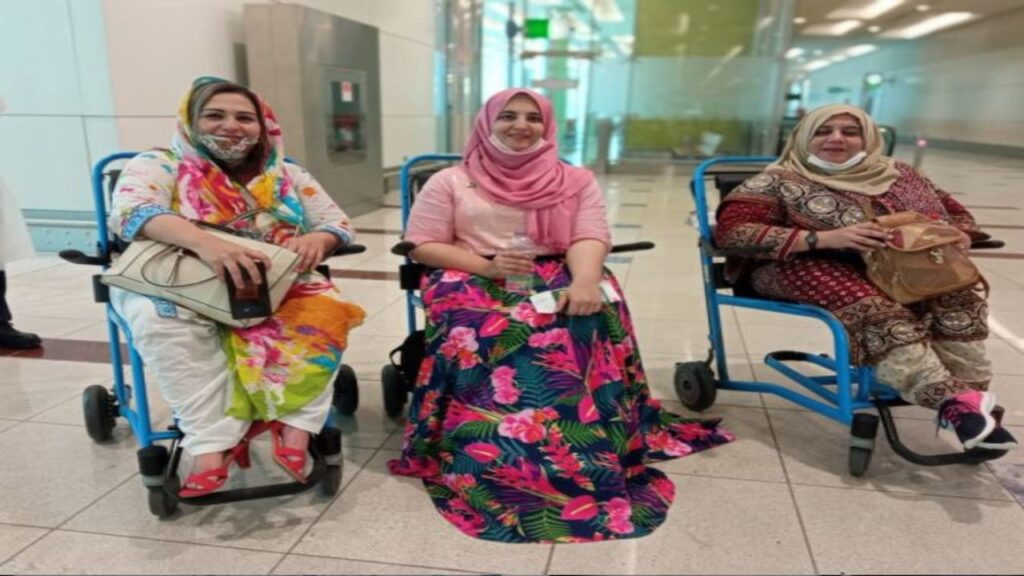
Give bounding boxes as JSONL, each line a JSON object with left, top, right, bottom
{"left": 388, "top": 260, "right": 734, "bottom": 543}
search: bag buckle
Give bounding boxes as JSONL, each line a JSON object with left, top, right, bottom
{"left": 929, "top": 247, "right": 945, "bottom": 264}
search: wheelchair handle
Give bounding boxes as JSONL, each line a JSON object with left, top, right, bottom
{"left": 970, "top": 239, "right": 1004, "bottom": 250}
{"left": 332, "top": 243, "right": 367, "bottom": 257}
{"left": 59, "top": 249, "right": 109, "bottom": 267}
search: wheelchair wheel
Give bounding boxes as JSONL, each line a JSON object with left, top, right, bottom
{"left": 83, "top": 385, "right": 116, "bottom": 442}
{"left": 147, "top": 487, "right": 178, "bottom": 518}
{"left": 320, "top": 465, "right": 343, "bottom": 496}
{"left": 848, "top": 413, "right": 879, "bottom": 477}
{"left": 315, "top": 427, "right": 343, "bottom": 496}
{"left": 381, "top": 364, "right": 407, "bottom": 418}
{"left": 333, "top": 364, "right": 359, "bottom": 416}
{"left": 674, "top": 362, "right": 716, "bottom": 411}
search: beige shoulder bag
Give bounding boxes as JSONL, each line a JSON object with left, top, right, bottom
{"left": 101, "top": 222, "right": 300, "bottom": 328}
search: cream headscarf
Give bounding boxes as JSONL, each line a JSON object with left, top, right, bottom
{"left": 770, "top": 104, "right": 900, "bottom": 196}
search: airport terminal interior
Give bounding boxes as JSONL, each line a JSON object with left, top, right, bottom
{"left": 1, "top": 0, "right": 1023, "bottom": 574}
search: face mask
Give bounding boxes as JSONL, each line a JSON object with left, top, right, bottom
{"left": 807, "top": 151, "right": 867, "bottom": 173}
{"left": 489, "top": 132, "right": 545, "bottom": 154}
{"left": 196, "top": 133, "right": 259, "bottom": 163}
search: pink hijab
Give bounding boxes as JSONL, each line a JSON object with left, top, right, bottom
{"left": 463, "top": 89, "right": 593, "bottom": 252}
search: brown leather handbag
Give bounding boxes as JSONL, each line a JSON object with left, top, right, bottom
{"left": 861, "top": 210, "right": 984, "bottom": 304}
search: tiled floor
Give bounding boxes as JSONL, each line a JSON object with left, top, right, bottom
{"left": 1, "top": 148, "right": 1023, "bottom": 574}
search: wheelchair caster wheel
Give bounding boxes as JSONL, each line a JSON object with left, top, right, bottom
{"left": 320, "top": 465, "right": 343, "bottom": 496}
{"left": 382, "top": 364, "right": 407, "bottom": 418}
{"left": 848, "top": 413, "right": 879, "bottom": 477}
{"left": 148, "top": 487, "right": 178, "bottom": 518}
{"left": 83, "top": 384, "right": 117, "bottom": 443}
{"left": 333, "top": 364, "right": 359, "bottom": 416}
{"left": 848, "top": 447, "right": 874, "bottom": 477}
{"left": 674, "top": 362, "right": 716, "bottom": 411}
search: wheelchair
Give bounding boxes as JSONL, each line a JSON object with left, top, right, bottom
{"left": 679, "top": 155, "right": 1009, "bottom": 476}
{"left": 378, "top": 154, "right": 656, "bottom": 418}
{"left": 58, "top": 151, "right": 365, "bottom": 517}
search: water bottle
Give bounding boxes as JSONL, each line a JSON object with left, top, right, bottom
{"left": 504, "top": 230, "right": 536, "bottom": 294}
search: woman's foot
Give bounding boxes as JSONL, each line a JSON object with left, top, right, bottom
{"left": 269, "top": 422, "right": 310, "bottom": 482}
{"left": 938, "top": 390, "right": 1000, "bottom": 450}
{"left": 179, "top": 443, "right": 252, "bottom": 498}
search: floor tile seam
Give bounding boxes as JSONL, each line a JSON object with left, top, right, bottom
{"left": 16, "top": 390, "right": 88, "bottom": 423}
{"left": 54, "top": 467, "right": 143, "bottom": 531}
{"left": 45, "top": 525, "right": 290, "bottom": 558}
{"left": 786, "top": 480, "right": 1020, "bottom": 504}
{"left": 662, "top": 470, "right": 789, "bottom": 486}
{"left": 273, "top": 551, "right": 490, "bottom": 575}
{"left": 763, "top": 406, "right": 822, "bottom": 576}
{"left": 0, "top": 525, "right": 53, "bottom": 569}
{"left": 269, "top": 429, "right": 397, "bottom": 573}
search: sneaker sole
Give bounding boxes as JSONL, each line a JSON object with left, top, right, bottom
{"left": 975, "top": 439, "right": 1019, "bottom": 451}
{"left": 962, "top": 392, "right": 997, "bottom": 451}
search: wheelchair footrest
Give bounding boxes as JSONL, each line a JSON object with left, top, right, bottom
{"left": 166, "top": 452, "right": 327, "bottom": 506}
{"left": 873, "top": 400, "right": 1008, "bottom": 466}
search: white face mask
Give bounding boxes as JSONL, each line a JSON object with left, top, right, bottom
{"left": 196, "top": 133, "right": 259, "bottom": 163}
{"left": 488, "top": 132, "right": 545, "bottom": 154}
{"left": 807, "top": 151, "right": 867, "bottom": 173}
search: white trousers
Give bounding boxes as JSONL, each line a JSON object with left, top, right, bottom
{"left": 111, "top": 288, "right": 333, "bottom": 455}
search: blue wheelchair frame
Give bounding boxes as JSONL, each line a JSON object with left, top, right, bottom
{"left": 687, "top": 156, "right": 1007, "bottom": 474}
{"left": 65, "top": 151, "right": 347, "bottom": 516}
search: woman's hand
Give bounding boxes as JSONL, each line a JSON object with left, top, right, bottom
{"left": 556, "top": 280, "right": 604, "bottom": 316}
{"left": 483, "top": 250, "right": 534, "bottom": 279}
{"left": 193, "top": 234, "right": 273, "bottom": 289}
{"left": 282, "top": 232, "right": 339, "bottom": 272}
{"left": 818, "top": 222, "right": 892, "bottom": 252}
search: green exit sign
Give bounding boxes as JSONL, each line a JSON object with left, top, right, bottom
{"left": 524, "top": 18, "right": 549, "bottom": 38}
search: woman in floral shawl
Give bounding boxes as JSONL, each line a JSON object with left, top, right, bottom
{"left": 387, "top": 88, "right": 734, "bottom": 543}
{"left": 109, "top": 77, "right": 364, "bottom": 497}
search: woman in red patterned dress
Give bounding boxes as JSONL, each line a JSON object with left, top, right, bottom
{"left": 715, "top": 104, "right": 1017, "bottom": 452}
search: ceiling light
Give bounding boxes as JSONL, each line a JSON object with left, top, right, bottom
{"left": 828, "top": 0, "right": 905, "bottom": 20}
{"left": 805, "top": 59, "right": 831, "bottom": 71}
{"left": 829, "top": 54, "right": 848, "bottom": 63}
{"left": 802, "top": 20, "right": 863, "bottom": 36}
{"left": 785, "top": 47, "right": 806, "bottom": 59}
{"left": 916, "top": 4, "right": 931, "bottom": 11}
{"left": 845, "top": 44, "right": 877, "bottom": 57}
{"left": 793, "top": 17, "right": 807, "bottom": 24}
{"left": 868, "top": 25, "right": 882, "bottom": 32}
{"left": 887, "top": 12, "right": 974, "bottom": 39}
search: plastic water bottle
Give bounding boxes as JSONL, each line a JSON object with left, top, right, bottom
{"left": 504, "top": 231, "right": 536, "bottom": 294}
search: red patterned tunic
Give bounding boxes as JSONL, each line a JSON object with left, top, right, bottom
{"left": 714, "top": 161, "right": 988, "bottom": 365}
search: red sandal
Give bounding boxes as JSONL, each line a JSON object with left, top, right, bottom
{"left": 178, "top": 441, "right": 252, "bottom": 498}
{"left": 269, "top": 421, "right": 309, "bottom": 483}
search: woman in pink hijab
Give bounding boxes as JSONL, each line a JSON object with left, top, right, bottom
{"left": 388, "top": 89, "right": 733, "bottom": 543}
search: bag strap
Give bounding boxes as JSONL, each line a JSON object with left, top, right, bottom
{"left": 138, "top": 245, "right": 219, "bottom": 288}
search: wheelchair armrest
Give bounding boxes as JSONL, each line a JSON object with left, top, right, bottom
{"left": 59, "top": 249, "right": 109, "bottom": 267}
{"left": 391, "top": 241, "right": 416, "bottom": 257}
{"left": 609, "top": 241, "right": 655, "bottom": 254}
{"left": 971, "top": 239, "right": 1004, "bottom": 250}
{"left": 699, "top": 237, "right": 773, "bottom": 257}
{"left": 331, "top": 243, "right": 367, "bottom": 257}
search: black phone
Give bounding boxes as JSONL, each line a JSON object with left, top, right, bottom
{"left": 226, "top": 262, "right": 272, "bottom": 319}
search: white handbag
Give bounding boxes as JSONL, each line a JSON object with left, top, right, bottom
{"left": 101, "top": 227, "right": 300, "bottom": 328}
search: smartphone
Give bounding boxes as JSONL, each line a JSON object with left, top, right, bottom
{"left": 226, "top": 262, "right": 272, "bottom": 319}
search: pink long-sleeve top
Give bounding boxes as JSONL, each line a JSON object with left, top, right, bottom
{"left": 404, "top": 165, "right": 611, "bottom": 255}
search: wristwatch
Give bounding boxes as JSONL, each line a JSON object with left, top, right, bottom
{"left": 805, "top": 230, "right": 819, "bottom": 251}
